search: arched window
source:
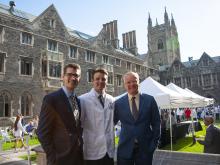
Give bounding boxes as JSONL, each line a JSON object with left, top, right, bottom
{"left": 0, "top": 91, "right": 11, "bottom": 117}
{"left": 158, "top": 39, "right": 164, "bottom": 50}
{"left": 21, "top": 92, "right": 32, "bottom": 116}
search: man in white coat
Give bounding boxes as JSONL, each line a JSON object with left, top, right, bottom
{"left": 79, "top": 68, "right": 115, "bottom": 165}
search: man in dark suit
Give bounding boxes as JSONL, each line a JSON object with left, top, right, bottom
{"left": 114, "top": 72, "right": 161, "bottom": 165}
{"left": 37, "top": 63, "right": 83, "bottom": 165}
{"left": 197, "top": 116, "right": 220, "bottom": 154}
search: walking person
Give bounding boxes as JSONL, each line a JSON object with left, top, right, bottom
{"left": 79, "top": 68, "right": 115, "bottom": 165}
{"left": 37, "top": 63, "right": 83, "bottom": 165}
{"left": 13, "top": 114, "right": 28, "bottom": 152}
{"left": 114, "top": 72, "right": 161, "bottom": 165}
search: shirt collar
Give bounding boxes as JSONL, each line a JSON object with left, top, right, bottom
{"left": 62, "top": 86, "right": 75, "bottom": 98}
{"left": 92, "top": 88, "right": 106, "bottom": 98}
{"left": 128, "top": 93, "right": 140, "bottom": 100}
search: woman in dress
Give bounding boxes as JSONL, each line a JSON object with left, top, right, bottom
{"left": 14, "top": 114, "right": 28, "bottom": 152}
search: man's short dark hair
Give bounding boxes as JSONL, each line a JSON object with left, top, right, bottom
{"left": 92, "top": 68, "right": 108, "bottom": 80}
{"left": 63, "top": 63, "right": 81, "bottom": 74}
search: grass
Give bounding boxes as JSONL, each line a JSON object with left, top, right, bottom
{"left": 19, "top": 154, "right": 37, "bottom": 162}
{"left": 115, "top": 120, "right": 220, "bottom": 153}
{"left": 1, "top": 136, "right": 40, "bottom": 151}
{"left": 161, "top": 119, "right": 220, "bottom": 153}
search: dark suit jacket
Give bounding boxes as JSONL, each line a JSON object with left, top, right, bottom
{"left": 114, "top": 93, "right": 161, "bottom": 159}
{"left": 198, "top": 124, "right": 220, "bottom": 154}
{"left": 37, "top": 88, "right": 83, "bottom": 165}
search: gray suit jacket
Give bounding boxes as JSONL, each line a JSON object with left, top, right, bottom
{"left": 198, "top": 124, "right": 220, "bottom": 154}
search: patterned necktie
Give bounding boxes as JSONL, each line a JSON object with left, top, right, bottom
{"left": 131, "top": 97, "right": 139, "bottom": 120}
{"left": 70, "top": 95, "right": 80, "bottom": 126}
{"left": 98, "top": 95, "right": 104, "bottom": 108}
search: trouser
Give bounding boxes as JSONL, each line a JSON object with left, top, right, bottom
{"left": 117, "top": 143, "right": 153, "bottom": 165}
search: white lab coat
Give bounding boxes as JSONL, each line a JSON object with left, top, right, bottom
{"left": 79, "top": 88, "right": 115, "bottom": 160}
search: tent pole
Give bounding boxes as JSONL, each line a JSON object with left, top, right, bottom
{"left": 169, "top": 106, "right": 173, "bottom": 151}
{"left": 190, "top": 102, "right": 196, "bottom": 145}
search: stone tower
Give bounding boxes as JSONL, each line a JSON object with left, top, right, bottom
{"left": 147, "top": 8, "right": 181, "bottom": 67}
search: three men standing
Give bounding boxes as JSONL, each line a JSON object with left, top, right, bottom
{"left": 114, "top": 72, "right": 161, "bottom": 165}
{"left": 37, "top": 65, "right": 160, "bottom": 165}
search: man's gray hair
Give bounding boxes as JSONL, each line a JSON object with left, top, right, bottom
{"left": 123, "top": 71, "right": 139, "bottom": 83}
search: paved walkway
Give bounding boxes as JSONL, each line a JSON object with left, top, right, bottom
{"left": 0, "top": 147, "right": 36, "bottom": 165}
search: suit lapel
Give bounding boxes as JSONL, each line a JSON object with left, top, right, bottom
{"left": 139, "top": 93, "right": 145, "bottom": 116}
{"left": 56, "top": 89, "right": 76, "bottom": 131}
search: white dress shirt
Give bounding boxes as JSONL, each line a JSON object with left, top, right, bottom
{"left": 127, "top": 93, "right": 140, "bottom": 113}
{"left": 79, "top": 88, "right": 115, "bottom": 160}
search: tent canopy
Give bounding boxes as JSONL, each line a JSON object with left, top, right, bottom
{"left": 185, "top": 88, "right": 214, "bottom": 106}
{"left": 166, "top": 83, "right": 204, "bottom": 107}
{"left": 115, "top": 77, "right": 192, "bottom": 109}
{"left": 139, "top": 77, "right": 191, "bottom": 109}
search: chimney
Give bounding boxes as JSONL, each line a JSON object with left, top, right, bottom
{"left": 102, "top": 20, "right": 119, "bottom": 49}
{"left": 9, "top": 1, "right": 15, "bottom": 12}
{"left": 122, "top": 30, "right": 138, "bottom": 55}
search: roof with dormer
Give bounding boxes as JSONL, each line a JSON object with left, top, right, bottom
{"left": 182, "top": 52, "right": 220, "bottom": 67}
{"left": 0, "top": 3, "right": 36, "bottom": 21}
{"left": 0, "top": 3, "right": 94, "bottom": 41}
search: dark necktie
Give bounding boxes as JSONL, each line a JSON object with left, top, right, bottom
{"left": 70, "top": 95, "right": 80, "bottom": 126}
{"left": 131, "top": 97, "right": 139, "bottom": 120}
{"left": 98, "top": 95, "right": 104, "bottom": 108}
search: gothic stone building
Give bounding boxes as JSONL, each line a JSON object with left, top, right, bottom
{"left": 0, "top": 2, "right": 219, "bottom": 126}
{"left": 0, "top": 2, "right": 159, "bottom": 125}
{"left": 159, "top": 53, "right": 220, "bottom": 104}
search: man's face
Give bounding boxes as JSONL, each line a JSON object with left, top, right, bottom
{"left": 92, "top": 72, "right": 107, "bottom": 93}
{"left": 62, "top": 67, "right": 81, "bottom": 91}
{"left": 124, "top": 74, "right": 139, "bottom": 96}
{"left": 204, "top": 117, "right": 211, "bottom": 126}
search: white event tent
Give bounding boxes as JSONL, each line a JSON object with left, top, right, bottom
{"left": 166, "top": 83, "right": 205, "bottom": 108}
{"left": 139, "top": 77, "right": 192, "bottom": 109}
{"left": 185, "top": 88, "right": 214, "bottom": 106}
{"left": 115, "top": 77, "right": 192, "bottom": 109}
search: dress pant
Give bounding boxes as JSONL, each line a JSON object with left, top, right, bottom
{"left": 117, "top": 143, "right": 153, "bottom": 165}
{"left": 85, "top": 153, "right": 114, "bottom": 165}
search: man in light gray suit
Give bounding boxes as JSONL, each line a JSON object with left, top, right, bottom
{"left": 197, "top": 116, "right": 220, "bottom": 154}
{"left": 79, "top": 68, "right": 115, "bottom": 165}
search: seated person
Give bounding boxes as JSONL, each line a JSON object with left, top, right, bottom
{"left": 25, "top": 120, "right": 35, "bottom": 136}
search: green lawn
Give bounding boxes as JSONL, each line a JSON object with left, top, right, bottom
{"left": 1, "top": 136, "right": 40, "bottom": 151}
{"left": 19, "top": 154, "right": 37, "bottom": 162}
{"left": 161, "top": 119, "right": 220, "bottom": 153}
{"left": 115, "top": 120, "right": 220, "bottom": 153}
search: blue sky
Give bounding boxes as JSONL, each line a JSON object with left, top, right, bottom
{"left": 1, "top": 0, "right": 220, "bottom": 62}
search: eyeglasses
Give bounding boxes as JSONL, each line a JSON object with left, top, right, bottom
{"left": 65, "top": 73, "right": 80, "bottom": 78}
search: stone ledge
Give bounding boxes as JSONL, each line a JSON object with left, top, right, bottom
{"left": 32, "top": 146, "right": 220, "bottom": 165}
{"left": 153, "top": 150, "right": 220, "bottom": 165}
